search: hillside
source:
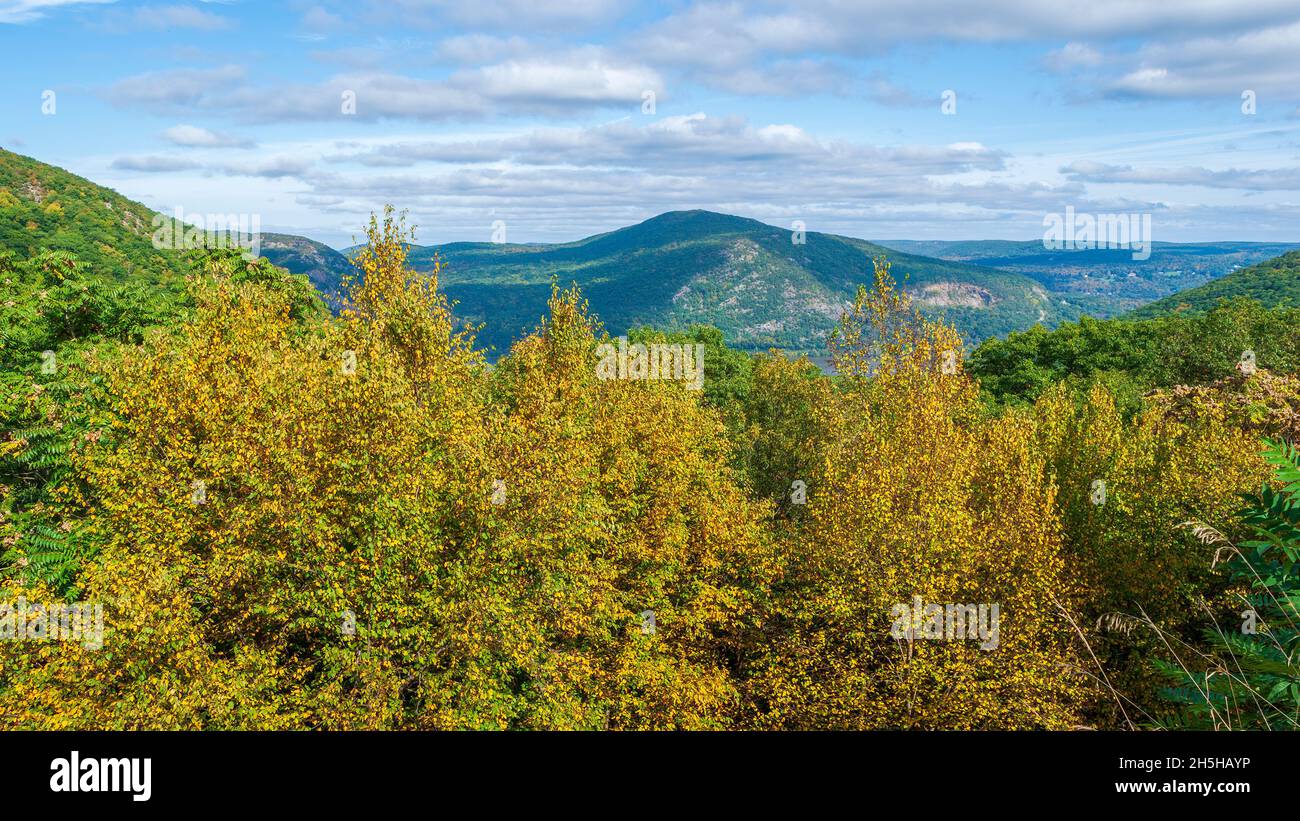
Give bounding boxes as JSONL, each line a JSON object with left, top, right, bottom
{"left": 878, "top": 238, "right": 1300, "bottom": 317}
{"left": 0, "top": 148, "right": 351, "bottom": 295}
{"left": 259, "top": 232, "right": 354, "bottom": 297}
{"left": 1129, "top": 250, "right": 1300, "bottom": 318}
{"left": 412, "top": 210, "right": 1078, "bottom": 355}
{"left": 21, "top": 144, "right": 1294, "bottom": 359}
{"left": 0, "top": 147, "right": 186, "bottom": 284}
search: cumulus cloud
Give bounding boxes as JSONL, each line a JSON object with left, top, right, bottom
{"left": 103, "top": 53, "right": 664, "bottom": 122}
{"left": 110, "top": 154, "right": 203, "bottom": 172}
{"left": 0, "top": 0, "right": 113, "bottom": 24}
{"left": 631, "top": 1, "right": 1300, "bottom": 101}
{"left": 1105, "top": 21, "right": 1300, "bottom": 100}
{"left": 1062, "top": 159, "right": 1300, "bottom": 191}
{"left": 163, "top": 124, "right": 255, "bottom": 148}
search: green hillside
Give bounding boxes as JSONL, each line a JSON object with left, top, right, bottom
{"left": 968, "top": 247, "right": 1300, "bottom": 407}
{"left": 0, "top": 148, "right": 352, "bottom": 296}
{"left": 879, "top": 238, "right": 1300, "bottom": 318}
{"left": 413, "top": 210, "right": 1078, "bottom": 355}
{"left": 259, "top": 232, "right": 355, "bottom": 298}
{"left": 1129, "top": 250, "right": 1300, "bottom": 318}
{"left": 0, "top": 148, "right": 186, "bottom": 285}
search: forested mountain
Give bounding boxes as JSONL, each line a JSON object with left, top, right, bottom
{"left": 412, "top": 210, "right": 1079, "bottom": 354}
{"left": 0, "top": 147, "right": 185, "bottom": 285}
{"left": 259, "top": 232, "right": 354, "bottom": 298}
{"left": 17, "top": 147, "right": 1298, "bottom": 363}
{"left": 1128, "top": 250, "right": 1300, "bottom": 318}
{"left": 879, "top": 238, "right": 1300, "bottom": 318}
{"left": 0, "top": 148, "right": 353, "bottom": 294}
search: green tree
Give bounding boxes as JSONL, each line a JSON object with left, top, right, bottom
{"left": 1153, "top": 439, "right": 1300, "bottom": 730}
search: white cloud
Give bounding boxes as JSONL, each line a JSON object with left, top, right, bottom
{"left": 469, "top": 55, "right": 660, "bottom": 106}
{"left": 1106, "top": 21, "right": 1300, "bottom": 100}
{"left": 324, "top": 114, "right": 1006, "bottom": 177}
{"left": 300, "top": 5, "right": 342, "bottom": 32}
{"left": 0, "top": 0, "right": 114, "bottom": 24}
{"left": 1044, "top": 42, "right": 1104, "bottom": 72}
{"left": 1062, "top": 159, "right": 1300, "bottom": 190}
{"left": 433, "top": 34, "right": 531, "bottom": 64}
{"left": 217, "top": 156, "right": 315, "bottom": 178}
{"left": 131, "top": 4, "right": 231, "bottom": 31}
{"left": 104, "top": 53, "right": 665, "bottom": 122}
{"left": 645, "top": 0, "right": 1300, "bottom": 52}
{"left": 106, "top": 64, "right": 248, "bottom": 110}
{"left": 111, "top": 154, "right": 203, "bottom": 172}
{"left": 369, "top": 0, "right": 628, "bottom": 29}
{"left": 163, "top": 124, "right": 255, "bottom": 148}
{"left": 90, "top": 3, "right": 234, "bottom": 31}
{"left": 632, "top": 1, "right": 1300, "bottom": 101}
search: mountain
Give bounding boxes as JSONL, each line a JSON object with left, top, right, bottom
{"left": 19, "top": 146, "right": 1293, "bottom": 358}
{"left": 0, "top": 148, "right": 351, "bottom": 294}
{"left": 259, "top": 232, "right": 354, "bottom": 297}
{"left": 1128, "top": 250, "right": 1300, "bottom": 318}
{"left": 410, "top": 210, "right": 1081, "bottom": 355}
{"left": 877, "top": 238, "right": 1300, "bottom": 317}
{"left": 0, "top": 147, "right": 184, "bottom": 284}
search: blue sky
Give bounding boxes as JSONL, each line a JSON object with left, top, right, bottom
{"left": 3, "top": 0, "right": 1299, "bottom": 247}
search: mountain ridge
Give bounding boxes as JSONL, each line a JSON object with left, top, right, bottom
{"left": 406, "top": 209, "right": 1079, "bottom": 354}
{"left": 7, "top": 147, "right": 1298, "bottom": 359}
{"left": 0, "top": 148, "right": 354, "bottom": 294}
{"left": 1128, "top": 249, "right": 1300, "bottom": 318}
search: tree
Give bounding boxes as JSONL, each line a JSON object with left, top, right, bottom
{"left": 1152, "top": 439, "right": 1300, "bottom": 730}
{"left": 744, "top": 260, "right": 1090, "bottom": 729}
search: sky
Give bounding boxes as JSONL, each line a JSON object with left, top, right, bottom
{"left": 2, "top": 0, "right": 1299, "bottom": 248}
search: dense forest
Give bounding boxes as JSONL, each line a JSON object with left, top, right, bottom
{"left": 0, "top": 207, "right": 1297, "bottom": 730}
{"left": 1130, "top": 250, "right": 1300, "bottom": 318}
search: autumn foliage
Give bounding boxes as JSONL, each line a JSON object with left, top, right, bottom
{"left": 0, "top": 212, "right": 1277, "bottom": 729}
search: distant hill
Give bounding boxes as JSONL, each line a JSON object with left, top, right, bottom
{"left": 1128, "top": 250, "right": 1300, "bottom": 318}
{"left": 410, "top": 210, "right": 1081, "bottom": 355}
{"left": 0, "top": 148, "right": 352, "bottom": 295}
{"left": 259, "top": 232, "right": 354, "bottom": 298}
{"left": 877, "top": 238, "right": 1300, "bottom": 317}
{"left": 879, "top": 239, "right": 1299, "bottom": 264}
{"left": 16, "top": 146, "right": 1293, "bottom": 358}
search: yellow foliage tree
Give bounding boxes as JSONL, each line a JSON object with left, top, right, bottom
{"left": 0, "top": 209, "right": 778, "bottom": 730}
{"left": 744, "top": 260, "right": 1089, "bottom": 729}
{"left": 1032, "top": 379, "right": 1268, "bottom": 725}
{"left": 0, "top": 221, "right": 1273, "bottom": 732}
